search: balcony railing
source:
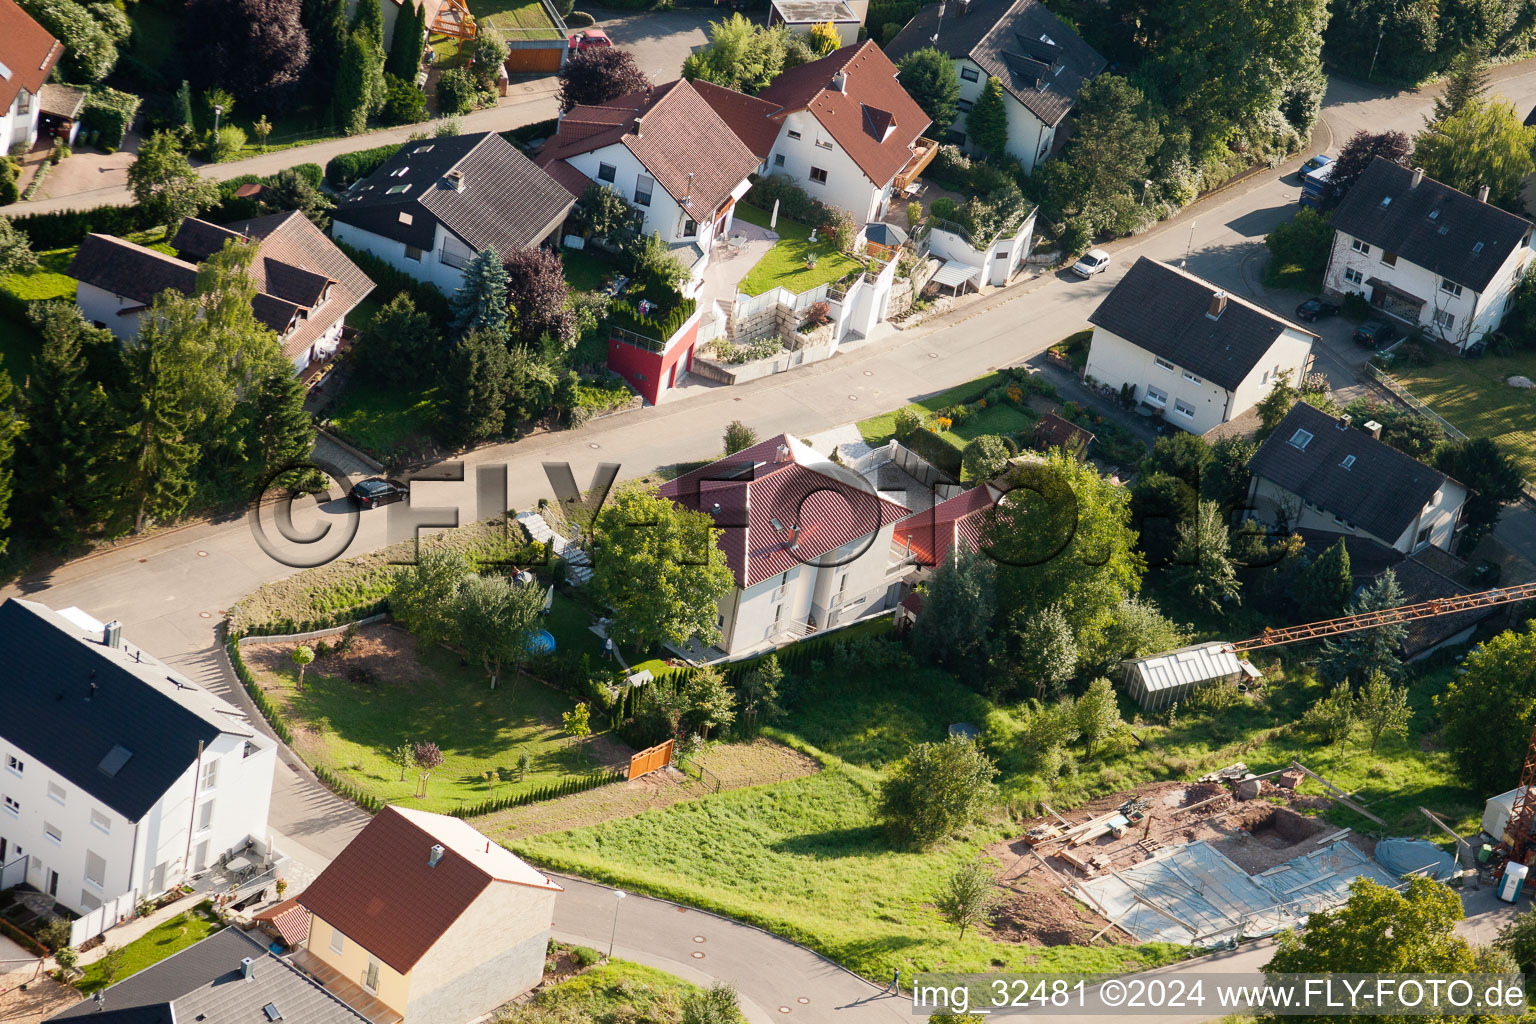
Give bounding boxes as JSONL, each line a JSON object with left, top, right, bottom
{"left": 611, "top": 325, "right": 666, "bottom": 353}
{"left": 894, "top": 136, "right": 939, "bottom": 191}
{"left": 439, "top": 246, "right": 471, "bottom": 270}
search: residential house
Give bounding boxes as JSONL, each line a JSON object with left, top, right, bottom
{"left": 1031, "top": 410, "right": 1093, "bottom": 458}
{"left": 48, "top": 927, "right": 373, "bottom": 1023}
{"left": 0, "top": 0, "right": 62, "bottom": 154}
{"left": 295, "top": 805, "right": 562, "bottom": 1024}
{"left": 769, "top": 0, "right": 867, "bottom": 45}
{"left": 658, "top": 434, "right": 914, "bottom": 658}
{"left": 332, "top": 131, "right": 576, "bottom": 294}
{"left": 708, "top": 42, "right": 936, "bottom": 223}
{"left": 1083, "top": 257, "right": 1317, "bottom": 435}
{"left": 886, "top": 0, "right": 1105, "bottom": 172}
{"left": 537, "top": 79, "right": 761, "bottom": 292}
{"left": 0, "top": 600, "right": 275, "bottom": 918}
{"left": 1246, "top": 403, "right": 1467, "bottom": 554}
{"left": 890, "top": 482, "right": 997, "bottom": 568}
{"left": 70, "top": 211, "right": 376, "bottom": 375}
{"left": 1323, "top": 158, "right": 1534, "bottom": 349}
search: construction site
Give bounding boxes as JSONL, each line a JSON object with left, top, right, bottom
{"left": 985, "top": 764, "right": 1459, "bottom": 949}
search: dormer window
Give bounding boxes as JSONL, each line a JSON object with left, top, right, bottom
{"left": 1340, "top": 455, "right": 1355, "bottom": 470}
{"left": 1379, "top": 196, "right": 1391, "bottom": 207}
{"left": 1428, "top": 209, "right": 1440, "bottom": 219}
{"left": 1289, "top": 429, "right": 1313, "bottom": 450}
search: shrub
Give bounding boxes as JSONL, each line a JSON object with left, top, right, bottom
{"left": 0, "top": 160, "right": 16, "bottom": 206}
{"left": 746, "top": 173, "right": 836, "bottom": 227}
{"left": 332, "top": 238, "right": 452, "bottom": 325}
{"left": 609, "top": 296, "right": 696, "bottom": 341}
{"left": 570, "top": 945, "right": 602, "bottom": 967}
{"left": 324, "top": 142, "right": 404, "bottom": 187}
{"left": 10, "top": 203, "right": 157, "bottom": 248}
{"left": 893, "top": 407, "right": 923, "bottom": 443}
{"left": 79, "top": 86, "right": 141, "bottom": 152}
{"left": 208, "top": 124, "right": 247, "bottom": 161}
{"left": 565, "top": 9, "right": 594, "bottom": 24}
{"left": 801, "top": 300, "right": 830, "bottom": 328}
{"left": 436, "top": 67, "right": 476, "bottom": 115}
{"left": 1057, "top": 218, "right": 1091, "bottom": 257}
{"left": 903, "top": 425, "right": 962, "bottom": 477}
{"left": 930, "top": 196, "right": 956, "bottom": 221}
{"left": 382, "top": 74, "right": 428, "bottom": 125}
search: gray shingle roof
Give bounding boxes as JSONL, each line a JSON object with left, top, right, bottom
{"left": 1248, "top": 403, "right": 1451, "bottom": 543}
{"left": 886, "top": 0, "right": 1104, "bottom": 127}
{"left": 1087, "top": 257, "right": 1315, "bottom": 392}
{"left": 333, "top": 132, "right": 575, "bottom": 257}
{"left": 49, "top": 929, "right": 371, "bottom": 1024}
{"left": 1330, "top": 158, "right": 1533, "bottom": 293}
{"left": 0, "top": 600, "right": 253, "bottom": 821}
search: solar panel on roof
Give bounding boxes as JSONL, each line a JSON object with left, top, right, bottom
{"left": 98, "top": 744, "right": 133, "bottom": 777}
{"left": 263, "top": 1003, "right": 283, "bottom": 1021}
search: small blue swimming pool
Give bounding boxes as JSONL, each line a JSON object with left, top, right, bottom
{"left": 528, "top": 629, "right": 556, "bottom": 655}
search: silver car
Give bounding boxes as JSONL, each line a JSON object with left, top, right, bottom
{"left": 1071, "top": 248, "right": 1111, "bottom": 278}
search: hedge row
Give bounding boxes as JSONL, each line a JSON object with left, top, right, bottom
{"left": 225, "top": 635, "right": 296, "bottom": 748}
{"left": 499, "top": 118, "right": 559, "bottom": 152}
{"left": 903, "top": 425, "right": 963, "bottom": 477}
{"left": 332, "top": 239, "right": 453, "bottom": 327}
{"left": 80, "top": 87, "right": 143, "bottom": 153}
{"left": 866, "top": 0, "right": 921, "bottom": 33}
{"left": 454, "top": 768, "right": 624, "bottom": 818}
{"left": 610, "top": 296, "right": 697, "bottom": 342}
{"left": 325, "top": 143, "right": 406, "bottom": 188}
{"left": 0, "top": 917, "right": 48, "bottom": 957}
{"left": 230, "top": 600, "right": 391, "bottom": 642}
{"left": 313, "top": 764, "right": 386, "bottom": 813}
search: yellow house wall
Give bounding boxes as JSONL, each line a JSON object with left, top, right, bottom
{"left": 308, "top": 913, "right": 414, "bottom": 1014}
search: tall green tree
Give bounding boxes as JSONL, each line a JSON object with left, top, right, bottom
{"left": 0, "top": 218, "right": 35, "bottom": 278}
{"left": 0, "top": 366, "right": 23, "bottom": 556}
{"left": 354, "top": 293, "right": 440, "bottom": 383}
{"left": 14, "top": 305, "right": 121, "bottom": 546}
{"left": 682, "top": 665, "right": 735, "bottom": 739}
{"left": 1007, "top": 602, "right": 1077, "bottom": 700}
{"left": 1075, "top": 677, "right": 1122, "bottom": 757}
{"left": 1171, "top": 499, "right": 1241, "bottom": 612}
{"left": 1430, "top": 47, "right": 1487, "bottom": 124}
{"left": 389, "top": 547, "right": 474, "bottom": 646}
{"left": 453, "top": 573, "right": 544, "bottom": 688}
{"left": 443, "top": 327, "right": 512, "bottom": 444}
{"left": 334, "top": 32, "right": 382, "bottom": 133}
{"left": 1412, "top": 96, "right": 1536, "bottom": 209}
{"left": 352, "top": 0, "right": 384, "bottom": 47}
{"left": 934, "top": 862, "right": 1000, "bottom": 939}
{"left": 1301, "top": 680, "right": 1358, "bottom": 751}
{"left": 451, "top": 248, "right": 510, "bottom": 340}
{"left": 589, "top": 487, "right": 735, "bottom": 654}
{"left": 1434, "top": 436, "right": 1523, "bottom": 545}
{"left": 304, "top": 0, "right": 350, "bottom": 95}
{"left": 1437, "top": 622, "right": 1536, "bottom": 795}
{"left": 680, "top": 14, "right": 790, "bottom": 94}
{"left": 127, "top": 132, "right": 221, "bottom": 232}
{"left": 896, "top": 47, "right": 960, "bottom": 132}
{"left": 387, "top": 0, "right": 425, "bottom": 79}
{"left": 1319, "top": 569, "right": 1406, "bottom": 684}
{"left": 1050, "top": 74, "right": 1161, "bottom": 236}
{"left": 911, "top": 544, "right": 997, "bottom": 673}
{"left": 121, "top": 304, "right": 204, "bottom": 532}
{"left": 1355, "top": 670, "right": 1413, "bottom": 752}
{"left": 1266, "top": 876, "right": 1475, "bottom": 977}
{"left": 877, "top": 735, "right": 998, "bottom": 848}
{"left": 986, "top": 451, "right": 1145, "bottom": 660}
{"left": 234, "top": 368, "right": 315, "bottom": 490}
{"left": 966, "top": 76, "right": 1008, "bottom": 158}
{"left": 1299, "top": 538, "right": 1353, "bottom": 617}
{"left": 738, "top": 654, "right": 784, "bottom": 734}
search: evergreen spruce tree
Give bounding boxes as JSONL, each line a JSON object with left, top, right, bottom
{"left": 0, "top": 365, "right": 23, "bottom": 555}
{"left": 451, "top": 248, "right": 510, "bottom": 341}
{"left": 334, "top": 33, "right": 376, "bottom": 134}
{"left": 173, "top": 80, "right": 194, "bottom": 134}
{"left": 305, "top": 0, "right": 350, "bottom": 96}
{"left": 121, "top": 311, "right": 203, "bottom": 533}
{"left": 1300, "top": 538, "right": 1354, "bottom": 617}
{"left": 351, "top": 0, "right": 384, "bottom": 48}
{"left": 236, "top": 368, "right": 316, "bottom": 491}
{"left": 967, "top": 76, "right": 1009, "bottom": 158}
{"left": 444, "top": 328, "right": 512, "bottom": 445}
{"left": 1321, "top": 569, "right": 1407, "bottom": 684}
{"left": 387, "top": 0, "right": 424, "bottom": 80}
{"left": 1431, "top": 48, "right": 1487, "bottom": 125}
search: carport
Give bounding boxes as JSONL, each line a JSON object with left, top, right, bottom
{"left": 930, "top": 260, "right": 979, "bottom": 295}
{"left": 1365, "top": 276, "right": 1426, "bottom": 324}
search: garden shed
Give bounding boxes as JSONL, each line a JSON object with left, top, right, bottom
{"left": 1121, "top": 643, "right": 1261, "bottom": 710}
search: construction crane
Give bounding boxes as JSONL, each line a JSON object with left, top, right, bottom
{"left": 1223, "top": 580, "right": 1536, "bottom": 653}
{"left": 1502, "top": 724, "right": 1536, "bottom": 868}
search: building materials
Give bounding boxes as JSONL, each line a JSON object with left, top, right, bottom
{"left": 1290, "top": 762, "right": 1387, "bottom": 825}
{"left": 1315, "top": 828, "right": 1351, "bottom": 845}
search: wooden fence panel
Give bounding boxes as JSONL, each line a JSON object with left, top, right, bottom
{"left": 628, "top": 739, "right": 674, "bottom": 780}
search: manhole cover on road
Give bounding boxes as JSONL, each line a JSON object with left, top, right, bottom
{"left": 863, "top": 370, "right": 873, "bottom": 376}
{"left": 847, "top": 395, "right": 858, "bottom": 401}
{"left": 928, "top": 352, "right": 939, "bottom": 358}
{"left": 691, "top": 951, "right": 706, "bottom": 959}
{"left": 797, "top": 998, "right": 810, "bottom": 1004}
{"left": 692, "top": 936, "right": 706, "bottom": 943}
{"left": 196, "top": 550, "right": 208, "bottom": 557}
{"left": 778, "top": 1007, "right": 792, "bottom": 1014}
{"left": 588, "top": 443, "right": 600, "bottom": 449}
{"left": 199, "top": 612, "right": 212, "bottom": 619}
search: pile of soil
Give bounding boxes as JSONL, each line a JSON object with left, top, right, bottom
{"left": 244, "top": 623, "right": 436, "bottom": 690}
{"left": 988, "top": 875, "right": 1125, "bottom": 947}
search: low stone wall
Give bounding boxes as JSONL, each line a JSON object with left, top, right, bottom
{"left": 693, "top": 338, "right": 838, "bottom": 385}
{"left": 731, "top": 300, "right": 799, "bottom": 345}
{"left": 887, "top": 278, "right": 915, "bottom": 320}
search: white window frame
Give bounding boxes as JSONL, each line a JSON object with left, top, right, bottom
{"left": 634, "top": 173, "right": 654, "bottom": 207}
{"left": 44, "top": 822, "right": 61, "bottom": 844}
{"left": 1343, "top": 267, "right": 1363, "bottom": 285}
{"left": 1351, "top": 239, "right": 1370, "bottom": 255}
{"left": 1173, "top": 399, "right": 1196, "bottom": 419}
{"left": 960, "top": 66, "right": 979, "bottom": 82}
{"left": 809, "top": 166, "right": 828, "bottom": 185}
{"left": 1289, "top": 428, "right": 1313, "bottom": 450}
{"left": 3, "top": 795, "right": 17, "bottom": 816}
{"left": 1433, "top": 308, "right": 1455, "bottom": 329}
{"left": 597, "top": 162, "right": 617, "bottom": 183}
{"left": 6, "top": 755, "right": 22, "bottom": 776}
{"left": 1153, "top": 356, "right": 1175, "bottom": 372}
{"left": 197, "top": 800, "right": 214, "bottom": 833}
{"left": 1181, "top": 370, "right": 1202, "bottom": 385}
{"left": 1440, "top": 278, "right": 1463, "bottom": 297}
{"left": 787, "top": 129, "right": 802, "bottom": 140}
{"left": 330, "top": 928, "right": 345, "bottom": 954}
{"left": 47, "top": 782, "right": 66, "bottom": 805}
{"left": 84, "top": 850, "right": 106, "bottom": 889}
{"left": 90, "top": 809, "right": 111, "bottom": 834}
{"left": 364, "top": 957, "right": 381, "bottom": 993}
{"left": 1144, "top": 386, "right": 1168, "bottom": 407}
{"left": 202, "top": 759, "right": 218, "bottom": 791}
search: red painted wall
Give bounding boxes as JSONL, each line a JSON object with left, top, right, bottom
{"left": 607, "top": 312, "right": 701, "bottom": 405}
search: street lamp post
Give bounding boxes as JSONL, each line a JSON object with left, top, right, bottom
{"left": 213, "top": 104, "right": 224, "bottom": 134}
{"left": 607, "top": 889, "right": 626, "bottom": 958}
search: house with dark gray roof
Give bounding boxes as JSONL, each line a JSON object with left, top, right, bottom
{"left": 886, "top": 0, "right": 1104, "bottom": 172}
{"left": 1083, "top": 258, "right": 1317, "bottom": 435}
{"left": 1246, "top": 403, "right": 1467, "bottom": 554}
{"left": 332, "top": 131, "right": 576, "bottom": 295}
{"left": 0, "top": 601, "right": 274, "bottom": 924}
{"left": 70, "top": 212, "right": 374, "bottom": 374}
{"left": 1324, "top": 158, "right": 1534, "bottom": 350}
{"left": 48, "top": 927, "right": 371, "bottom": 1024}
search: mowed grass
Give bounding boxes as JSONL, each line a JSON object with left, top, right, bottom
{"left": 561, "top": 245, "right": 618, "bottom": 296}
{"left": 475, "top": 0, "right": 564, "bottom": 39}
{"left": 1391, "top": 351, "right": 1536, "bottom": 481}
{"left": 246, "top": 633, "right": 619, "bottom": 814}
{"left": 514, "top": 669, "right": 1187, "bottom": 980}
{"left": 734, "top": 204, "right": 863, "bottom": 298}
{"left": 77, "top": 906, "right": 220, "bottom": 994}
{"left": 855, "top": 371, "right": 1009, "bottom": 445}
{"left": 325, "top": 377, "right": 444, "bottom": 461}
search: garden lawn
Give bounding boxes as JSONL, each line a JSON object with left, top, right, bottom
{"left": 938, "top": 403, "right": 1036, "bottom": 451}
{"left": 542, "top": 592, "right": 606, "bottom": 660}
{"left": 474, "top": 0, "right": 563, "bottom": 39}
{"left": 77, "top": 906, "right": 221, "bottom": 994}
{"left": 246, "top": 633, "right": 619, "bottom": 814}
{"left": 855, "top": 371, "right": 1009, "bottom": 445}
{"left": 514, "top": 669, "right": 1187, "bottom": 980}
{"left": 734, "top": 204, "right": 862, "bottom": 298}
{"left": 561, "top": 245, "right": 617, "bottom": 296}
{"left": 1390, "top": 351, "right": 1536, "bottom": 481}
{"left": 0, "top": 312, "right": 42, "bottom": 382}
{"left": 326, "top": 378, "right": 443, "bottom": 462}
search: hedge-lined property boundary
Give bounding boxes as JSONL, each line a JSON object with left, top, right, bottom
{"left": 455, "top": 769, "right": 625, "bottom": 818}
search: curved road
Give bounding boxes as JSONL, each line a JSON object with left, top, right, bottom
{"left": 6, "top": 61, "right": 1536, "bottom": 1016}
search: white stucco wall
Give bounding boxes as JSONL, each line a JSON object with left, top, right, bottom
{"left": 0, "top": 90, "right": 41, "bottom": 156}
{"left": 332, "top": 219, "right": 468, "bottom": 295}
{"left": 949, "top": 59, "right": 1054, "bottom": 172}
{"left": 1248, "top": 474, "right": 1466, "bottom": 554}
{"left": 765, "top": 110, "right": 887, "bottom": 222}
{"left": 1323, "top": 227, "right": 1533, "bottom": 347}
{"left": 1226, "top": 329, "right": 1316, "bottom": 416}
{"left": 75, "top": 281, "right": 144, "bottom": 340}
{"left": 406, "top": 882, "right": 557, "bottom": 1024}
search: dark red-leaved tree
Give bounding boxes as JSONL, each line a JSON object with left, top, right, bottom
{"left": 1323, "top": 129, "right": 1411, "bottom": 209}
{"left": 412, "top": 741, "right": 444, "bottom": 797}
{"left": 504, "top": 248, "right": 577, "bottom": 347}
{"left": 184, "top": 0, "right": 312, "bottom": 109}
{"left": 557, "top": 48, "right": 651, "bottom": 113}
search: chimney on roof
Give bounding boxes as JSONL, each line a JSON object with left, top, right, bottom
{"left": 444, "top": 169, "right": 464, "bottom": 193}
{"left": 1478, "top": 184, "right": 1491, "bottom": 203}
{"left": 1364, "top": 419, "right": 1383, "bottom": 440}
{"left": 429, "top": 843, "right": 445, "bottom": 867}
{"left": 774, "top": 443, "right": 790, "bottom": 462}
{"left": 832, "top": 70, "right": 848, "bottom": 93}
{"left": 1337, "top": 414, "right": 1352, "bottom": 431}
{"left": 103, "top": 620, "right": 121, "bottom": 647}
{"left": 1411, "top": 166, "right": 1424, "bottom": 188}
{"left": 633, "top": 116, "right": 642, "bottom": 137}
{"left": 709, "top": 502, "right": 722, "bottom": 517}
{"left": 241, "top": 957, "right": 254, "bottom": 981}
{"left": 1207, "top": 290, "right": 1228, "bottom": 319}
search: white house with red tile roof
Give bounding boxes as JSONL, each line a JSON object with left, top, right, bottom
{"left": 0, "top": 0, "right": 62, "bottom": 155}
{"left": 707, "top": 41, "right": 935, "bottom": 223}
{"left": 536, "top": 79, "right": 761, "bottom": 292}
{"left": 891, "top": 482, "right": 999, "bottom": 568}
{"left": 658, "top": 434, "right": 915, "bottom": 657}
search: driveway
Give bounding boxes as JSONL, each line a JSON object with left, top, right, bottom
{"left": 588, "top": 5, "right": 717, "bottom": 81}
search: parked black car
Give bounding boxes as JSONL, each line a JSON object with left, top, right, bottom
{"left": 1471, "top": 559, "right": 1502, "bottom": 587}
{"left": 1294, "top": 297, "right": 1340, "bottom": 322}
{"left": 349, "top": 477, "right": 408, "bottom": 509}
{"left": 1353, "top": 320, "right": 1399, "bottom": 348}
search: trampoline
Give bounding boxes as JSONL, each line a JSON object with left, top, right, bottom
{"left": 528, "top": 629, "right": 556, "bottom": 655}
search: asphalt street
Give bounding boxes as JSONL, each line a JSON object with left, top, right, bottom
{"left": 5, "top": 52, "right": 1536, "bottom": 1020}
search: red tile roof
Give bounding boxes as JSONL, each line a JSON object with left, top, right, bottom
{"left": 659, "top": 434, "right": 912, "bottom": 588}
{"left": 542, "top": 157, "right": 592, "bottom": 198}
{"left": 297, "top": 806, "right": 561, "bottom": 975}
{"left": 690, "top": 79, "right": 782, "bottom": 160}
{"left": 755, "top": 41, "right": 930, "bottom": 186}
{"left": 0, "top": 0, "right": 60, "bottom": 116}
{"left": 253, "top": 897, "right": 311, "bottom": 948}
{"left": 537, "top": 80, "right": 760, "bottom": 217}
{"left": 892, "top": 484, "right": 998, "bottom": 567}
